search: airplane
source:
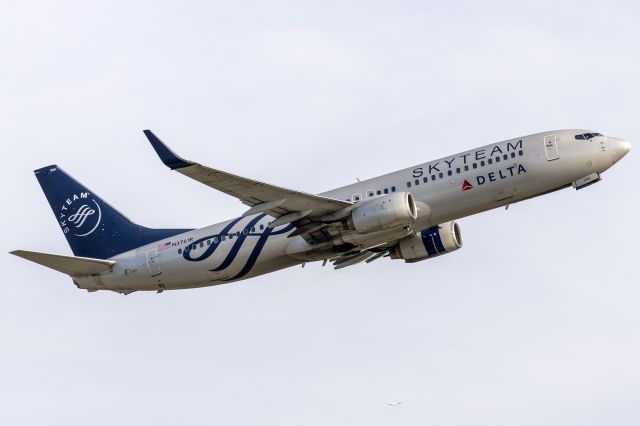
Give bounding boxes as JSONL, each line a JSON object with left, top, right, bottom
{"left": 10, "top": 129, "right": 631, "bottom": 294}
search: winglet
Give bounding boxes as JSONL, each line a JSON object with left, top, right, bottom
{"left": 143, "top": 130, "right": 193, "bottom": 170}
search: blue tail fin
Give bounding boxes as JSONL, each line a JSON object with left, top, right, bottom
{"left": 35, "top": 165, "right": 191, "bottom": 259}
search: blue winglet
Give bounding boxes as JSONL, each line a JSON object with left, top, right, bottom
{"left": 143, "top": 130, "right": 193, "bottom": 170}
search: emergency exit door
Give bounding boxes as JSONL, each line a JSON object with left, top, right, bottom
{"left": 544, "top": 135, "right": 559, "bottom": 160}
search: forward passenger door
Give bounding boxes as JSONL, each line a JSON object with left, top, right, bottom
{"left": 544, "top": 135, "right": 559, "bottom": 160}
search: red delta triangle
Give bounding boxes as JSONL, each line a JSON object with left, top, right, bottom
{"left": 461, "top": 180, "right": 473, "bottom": 191}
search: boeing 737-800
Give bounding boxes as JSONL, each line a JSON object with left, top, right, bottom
{"left": 11, "top": 129, "right": 631, "bottom": 294}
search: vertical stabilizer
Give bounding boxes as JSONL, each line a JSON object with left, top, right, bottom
{"left": 34, "top": 165, "right": 190, "bottom": 259}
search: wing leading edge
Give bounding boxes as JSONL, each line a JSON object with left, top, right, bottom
{"left": 144, "top": 130, "right": 351, "bottom": 221}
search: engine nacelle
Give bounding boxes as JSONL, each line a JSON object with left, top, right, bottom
{"left": 389, "top": 221, "right": 463, "bottom": 262}
{"left": 346, "top": 192, "right": 417, "bottom": 234}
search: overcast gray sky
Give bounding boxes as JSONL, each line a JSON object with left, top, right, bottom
{"left": 1, "top": 1, "right": 639, "bottom": 425}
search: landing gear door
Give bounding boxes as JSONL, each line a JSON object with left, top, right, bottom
{"left": 544, "top": 135, "right": 559, "bottom": 160}
{"left": 146, "top": 249, "right": 162, "bottom": 276}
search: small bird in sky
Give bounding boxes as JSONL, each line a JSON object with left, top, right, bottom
{"left": 387, "top": 401, "right": 402, "bottom": 406}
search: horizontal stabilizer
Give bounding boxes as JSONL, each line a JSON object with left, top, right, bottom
{"left": 10, "top": 250, "right": 116, "bottom": 276}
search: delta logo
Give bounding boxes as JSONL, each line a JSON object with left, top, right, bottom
{"left": 461, "top": 180, "right": 473, "bottom": 191}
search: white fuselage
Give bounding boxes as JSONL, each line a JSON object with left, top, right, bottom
{"left": 74, "top": 129, "right": 628, "bottom": 292}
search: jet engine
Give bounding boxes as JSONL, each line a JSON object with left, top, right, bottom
{"left": 345, "top": 192, "right": 417, "bottom": 234}
{"left": 389, "top": 221, "right": 462, "bottom": 262}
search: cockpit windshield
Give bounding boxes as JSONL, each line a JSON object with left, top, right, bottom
{"left": 575, "top": 132, "right": 602, "bottom": 140}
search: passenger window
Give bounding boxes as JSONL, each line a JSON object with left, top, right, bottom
{"left": 376, "top": 190, "right": 381, "bottom": 195}
{"left": 214, "top": 237, "right": 218, "bottom": 243}
{"left": 481, "top": 161, "right": 485, "bottom": 167}
{"left": 367, "top": 191, "right": 374, "bottom": 197}
{"left": 423, "top": 177, "right": 428, "bottom": 183}
{"left": 464, "top": 165, "right": 469, "bottom": 171}
{"left": 456, "top": 167, "right": 461, "bottom": 174}
{"left": 229, "top": 234, "right": 233, "bottom": 240}
{"left": 260, "top": 224, "right": 264, "bottom": 230}
{"left": 354, "top": 194, "right": 361, "bottom": 201}
{"left": 206, "top": 240, "right": 211, "bottom": 246}
{"left": 414, "top": 179, "right": 419, "bottom": 185}
{"left": 439, "top": 172, "right": 444, "bottom": 178}
{"left": 383, "top": 188, "right": 389, "bottom": 194}
{"left": 488, "top": 158, "right": 493, "bottom": 165}
{"left": 511, "top": 152, "right": 516, "bottom": 158}
{"left": 178, "top": 248, "right": 182, "bottom": 254}
{"left": 431, "top": 175, "right": 436, "bottom": 180}
{"left": 495, "top": 157, "right": 500, "bottom": 162}
{"left": 391, "top": 186, "right": 396, "bottom": 192}
{"left": 192, "top": 244, "right": 197, "bottom": 250}
{"left": 503, "top": 154, "right": 508, "bottom": 160}
{"left": 221, "top": 235, "right": 226, "bottom": 241}
{"left": 447, "top": 170, "right": 452, "bottom": 176}
{"left": 472, "top": 163, "right": 477, "bottom": 169}
{"left": 243, "top": 229, "right": 248, "bottom": 236}
{"left": 518, "top": 150, "right": 523, "bottom": 156}
{"left": 236, "top": 231, "right": 241, "bottom": 237}
{"left": 407, "top": 182, "right": 411, "bottom": 188}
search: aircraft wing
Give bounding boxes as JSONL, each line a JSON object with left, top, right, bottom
{"left": 144, "top": 130, "right": 351, "bottom": 222}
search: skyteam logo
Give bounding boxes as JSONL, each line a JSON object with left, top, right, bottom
{"left": 58, "top": 192, "right": 102, "bottom": 237}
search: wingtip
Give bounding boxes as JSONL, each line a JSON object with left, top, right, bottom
{"left": 143, "top": 129, "right": 192, "bottom": 170}
{"left": 10, "top": 250, "right": 29, "bottom": 259}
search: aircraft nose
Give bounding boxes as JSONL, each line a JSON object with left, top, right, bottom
{"left": 609, "top": 138, "right": 631, "bottom": 162}
{"left": 620, "top": 140, "right": 632, "bottom": 155}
